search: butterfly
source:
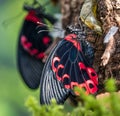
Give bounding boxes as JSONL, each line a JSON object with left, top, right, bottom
{"left": 40, "top": 25, "right": 98, "bottom": 104}
{"left": 17, "top": 2, "right": 57, "bottom": 89}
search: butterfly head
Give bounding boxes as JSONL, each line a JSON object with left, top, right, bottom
{"left": 66, "top": 25, "right": 87, "bottom": 40}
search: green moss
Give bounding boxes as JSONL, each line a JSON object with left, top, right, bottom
{"left": 25, "top": 79, "right": 120, "bottom": 116}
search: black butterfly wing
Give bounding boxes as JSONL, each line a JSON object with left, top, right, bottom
{"left": 40, "top": 34, "right": 98, "bottom": 104}
{"left": 17, "top": 44, "right": 44, "bottom": 89}
{"left": 52, "top": 34, "right": 98, "bottom": 95}
{"left": 17, "top": 11, "right": 52, "bottom": 89}
{"left": 40, "top": 41, "right": 70, "bottom": 104}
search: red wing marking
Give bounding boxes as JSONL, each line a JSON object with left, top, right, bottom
{"left": 62, "top": 74, "right": 70, "bottom": 81}
{"left": 42, "top": 37, "right": 50, "bottom": 45}
{"left": 52, "top": 57, "right": 60, "bottom": 72}
{"left": 70, "top": 80, "right": 97, "bottom": 95}
{"left": 56, "top": 64, "right": 64, "bottom": 81}
{"left": 79, "top": 62, "right": 98, "bottom": 85}
{"left": 25, "top": 11, "right": 41, "bottom": 24}
{"left": 51, "top": 57, "right": 98, "bottom": 95}
{"left": 21, "top": 35, "right": 45, "bottom": 59}
{"left": 36, "top": 52, "right": 45, "bottom": 59}
{"left": 78, "top": 82, "right": 89, "bottom": 94}
{"left": 85, "top": 80, "right": 98, "bottom": 94}
{"left": 21, "top": 35, "right": 38, "bottom": 55}
{"left": 64, "top": 85, "right": 70, "bottom": 89}
{"left": 79, "top": 62, "right": 86, "bottom": 70}
{"left": 70, "top": 82, "right": 79, "bottom": 89}
{"left": 30, "top": 49, "right": 39, "bottom": 55}
{"left": 65, "top": 34, "right": 81, "bottom": 51}
{"left": 62, "top": 74, "right": 70, "bottom": 89}
{"left": 87, "top": 67, "right": 98, "bottom": 85}
{"left": 21, "top": 35, "right": 32, "bottom": 49}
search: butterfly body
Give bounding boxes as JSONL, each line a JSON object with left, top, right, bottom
{"left": 40, "top": 25, "right": 98, "bottom": 104}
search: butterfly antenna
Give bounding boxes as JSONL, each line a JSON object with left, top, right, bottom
{"left": 36, "top": 22, "right": 63, "bottom": 32}
{"left": 37, "top": 28, "right": 65, "bottom": 33}
{"left": 37, "top": 29, "right": 50, "bottom": 33}
{"left": 36, "top": 22, "right": 50, "bottom": 27}
{"left": 37, "top": 25, "right": 64, "bottom": 34}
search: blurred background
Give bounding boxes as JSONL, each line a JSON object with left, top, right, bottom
{"left": 0, "top": 0, "right": 60, "bottom": 116}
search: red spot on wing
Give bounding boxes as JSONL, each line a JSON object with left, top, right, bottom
{"left": 42, "top": 37, "right": 50, "bottom": 45}
{"left": 64, "top": 85, "right": 70, "bottom": 89}
{"left": 70, "top": 82, "right": 89, "bottom": 95}
{"left": 78, "top": 62, "right": 98, "bottom": 94}
{"left": 79, "top": 62, "right": 98, "bottom": 85}
{"left": 62, "top": 74, "right": 70, "bottom": 89}
{"left": 36, "top": 52, "right": 45, "bottom": 59}
{"left": 85, "top": 80, "right": 98, "bottom": 94}
{"left": 21, "top": 35, "right": 46, "bottom": 59}
{"left": 21, "top": 35, "right": 32, "bottom": 49}
{"left": 87, "top": 67, "right": 98, "bottom": 85}
{"left": 69, "top": 80, "right": 97, "bottom": 95}
{"left": 25, "top": 11, "right": 41, "bottom": 24}
{"left": 52, "top": 57, "right": 60, "bottom": 72}
{"left": 56, "top": 64, "right": 64, "bottom": 81}
{"left": 62, "top": 74, "right": 70, "bottom": 81}
{"left": 30, "top": 49, "right": 39, "bottom": 55}
{"left": 78, "top": 82, "right": 89, "bottom": 94}
{"left": 79, "top": 62, "right": 86, "bottom": 70}
{"left": 70, "top": 82, "right": 79, "bottom": 89}
{"left": 65, "top": 34, "right": 81, "bottom": 51}
{"left": 21, "top": 35, "right": 36, "bottom": 55}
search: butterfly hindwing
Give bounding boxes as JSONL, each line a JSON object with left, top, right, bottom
{"left": 40, "top": 34, "right": 98, "bottom": 104}
{"left": 51, "top": 34, "right": 98, "bottom": 94}
{"left": 40, "top": 41, "right": 70, "bottom": 104}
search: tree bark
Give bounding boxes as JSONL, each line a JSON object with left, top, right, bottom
{"left": 96, "top": 0, "right": 120, "bottom": 92}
